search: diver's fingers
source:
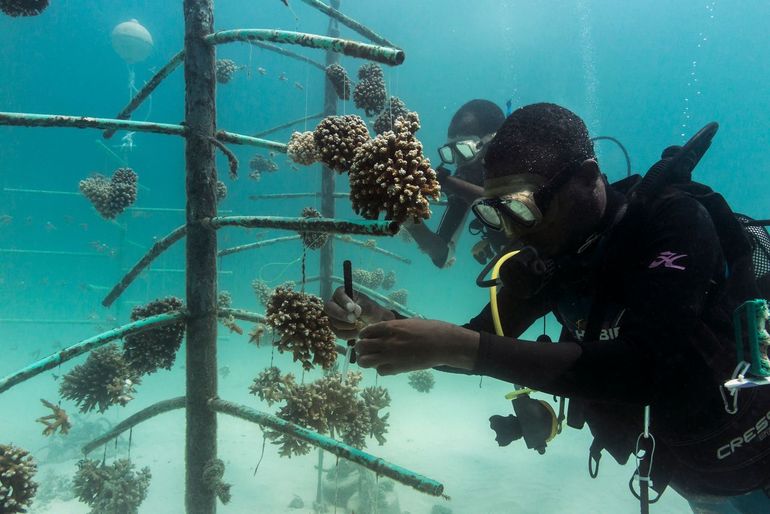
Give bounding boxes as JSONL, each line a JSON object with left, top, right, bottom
{"left": 331, "top": 287, "right": 363, "bottom": 317}
{"left": 356, "top": 350, "right": 389, "bottom": 369}
{"left": 355, "top": 338, "right": 388, "bottom": 356}
{"left": 376, "top": 364, "right": 400, "bottom": 376}
{"left": 325, "top": 299, "right": 357, "bottom": 324}
{"left": 333, "top": 328, "right": 360, "bottom": 340}
{"left": 358, "top": 321, "right": 392, "bottom": 339}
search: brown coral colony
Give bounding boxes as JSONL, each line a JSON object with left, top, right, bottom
{"left": 349, "top": 112, "right": 440, "bottom": 223}
{"left": 313, "top": 115, "right": 370, "bottom": 173}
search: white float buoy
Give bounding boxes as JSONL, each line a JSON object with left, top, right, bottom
{"left": 111, "top": 19, "right": 154, "bottom": 64}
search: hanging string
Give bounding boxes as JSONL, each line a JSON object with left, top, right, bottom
{"left": 333, "top": 455, "right": 341, "bottom": 514}
{"left": 301, "top": 246, "right": 307, "bottom": 293}
{"left": 253, "top": 428, "right": 268, "bottom": 476}
{"left": 128, "top": 426, "right": 133, "bottom": 460}
{"left": 258, "top": 255, "right": 302, "bottom": 283}
{"left": 102, "top": 444, "right": 108, "bottom": 466}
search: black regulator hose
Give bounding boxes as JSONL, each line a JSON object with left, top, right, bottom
{"left": 591, "top": 135, "right": 632, "bottom": 178}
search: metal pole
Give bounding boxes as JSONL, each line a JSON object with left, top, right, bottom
{"left": 319, "top": 0, "right": 341, "bottom": 304}
{"left": 183, "top": 1, "right": 218, "bottom": 512}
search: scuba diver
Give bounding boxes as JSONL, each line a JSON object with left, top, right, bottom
{"left": 406, "top": 99, "right": 508, "bottom": 268}
{"left": 325, "top": 103, "right": 770, "bottom": 513}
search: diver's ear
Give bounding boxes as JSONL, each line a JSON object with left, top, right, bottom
{"left": 575, "top": 159, "right": 600, "bottom": 186}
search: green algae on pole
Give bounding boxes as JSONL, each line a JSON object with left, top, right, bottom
{"left": 102, "top": 50, "right": 185, "bottom": 139}
{"left": 0, "top": 312, "right": 187, "bottom": 394}
{"left": 207, "top": 215, "right": 399, "bottom": 235}
{"left": 205, "top": 30, "right": 404, "bottom": 66}
{"left": 83, "top": 397, "right": 187, "bottom": 455}
{"left": 0, "top": 112, "right": 286, "bottom": 151}
{"left": 208, "top": 398, "right": 444, "bottom": 497}
{"left": 252, "top": 112, "right": 324, "bottom": 138}
{"left": 218, "top": 234, "right": 300, "bottom": 257}
{"left": 183, "top": 0, "right": 219, "bottom": 511}
{"left": 297, "top": 0, "right": 395, "bottom": 47}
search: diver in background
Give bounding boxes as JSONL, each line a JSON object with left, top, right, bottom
{"left": 406, "top": 99, "right": 508, "bottom": 268}
{"left": 326, "top": 103, "right": 770, "bottom": 513}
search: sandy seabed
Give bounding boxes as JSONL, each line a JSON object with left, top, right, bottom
{"left": 22, "top": 366, "right": 693, "bottom": 514}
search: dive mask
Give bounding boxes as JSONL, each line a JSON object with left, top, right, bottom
{"left": 438, "top": 134, "right": 491, "bottom": 166}
{"left": 472, "top": 161, "right": 581, "bottom": 231}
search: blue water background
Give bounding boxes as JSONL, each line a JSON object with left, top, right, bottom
{"left": 1, "top": 1, "right": 769, "bottom": 512}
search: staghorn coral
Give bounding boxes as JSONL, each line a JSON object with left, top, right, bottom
{"left": 36, "top": 399, "right": 72, "bottom": 437}
{"left": 79, "top": 168, "right": 138, "bottom": 220}
{"left": 123, "top": 297, "right": 186, "bottom": 375}
{"left": 287, "top": 131, "right": 320, "bottom": 166}
{"left": 0, "top": 0, "right": 48, "bottom": 16}
{"left": 265, "top": 285, "right": 338, "bottom": 370}
{"left": 387, "top": 288, "right": 408, "bottom": 306}
{"left": 313, "top": 115, "right": 370, "bottom": 173}
{"left": 202, "top": 459, "right": 231, "bottom": 505}
{"left": 216, "top": 180, "right": 228, "bottom": 202}
{"left": 382, "top": 270, "right": 397, "bottom": 291}
{"left": 250, "top": 154, "right": 278, "bottom": 174}
{"left": 60, "top": 344, "right": 140, "bottom": 414}
{"left": 408, "top": 370, "right": 435, "bottom": 393}
{"left": 215, "top": 58, "right": 239, "bottom": 84}
{"left": 299, "top": 207, "right": 328, "bottom": 250}
{"left": 349, "top": 112, "right": 440, "bottom": 223}
{"left": 249, "top": 366, "right": 295, "bottom": 406}
{"left": 251, "top": 279, "right": 273, "bottom": 308}
{"left": 248, "top": 323, "right": 267, "bottom": 346}
{"left": 353, "top": 64, "right": 387, "bottom": 117}
{"left": 0, "top": 444, "right": 38, "bottom": 514}
{"left": 256, "top": 371, "right": 390, "bottom": 457}
{"left": 352, "top": 267, "right": 384, "bottom": 289}
{"left": 217, "top": 291, "right": 243, "bottom": 335}
{"left": 373, "top": 97, "right": 411, "bottom": 135}
{"left": 361, "top": 386, "right": 391, "bottom": 445}
{"left": 326, "top": 64, "right": 352, "bottom": 100}
{"left": 72, "top": 458, "right": 151, "bottom": 514}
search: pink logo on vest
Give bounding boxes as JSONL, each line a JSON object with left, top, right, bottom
{"left": 649, "top": 251, "right": 687, "bottom": 270}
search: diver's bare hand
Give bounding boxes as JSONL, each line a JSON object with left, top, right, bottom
{"left": 355, "top": 318, "right": 479, "bottom": 375}
{"left": 324, "top": 286, "right": 395, "bottom": 339}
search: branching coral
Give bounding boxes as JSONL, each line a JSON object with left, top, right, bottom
{"left": 287, "top": 131, "right": 320, "bottom": 166}
{"left": 36, "top": 399, "right": 72, "bottom": 437}
{"left": 215, "top": 58, "right": 239, "bottom": 84}
{"left": 0, "top": 444, "right": 38, "bottom": 514}
{"left": 72, "top": 458, "right": 151, "bottom": 514}
{"left": 251, "top": 370, "right": 391, "bottom": 457}
{"left": 251, "top": 279, "right": 273, "bottom": 308}
{"left": 249, "top": 366, "right": 295, "bottom": 406}
{"left": 79, "top": 168, "right": 138, "bottom": 220}
{"left": 248, "top": 323, "right": 267, "bottom": 346}
{"left": 387, "top": 289, "right": 409, "bottom": 306}
{"left": 0, "top": 0, "right": 48, "bottom": 17}
{"left": 202, "top": 459, "right": 231, "bottom": 505}
{"left": 216, "top": 180, "right": 228, "bottom": 202}
{"left": 361, "top": 386, "right": 391, "bottom": 445}
{"left": 349, "top": 112, "right": 440, "bottom": 223}
{"left": 60, "top": 344, "right": 141, "bottom": 413}
{"left": 250, "top": 154, "right": 278, "bottom": 174}
{"left": 353, "top": 64, "right": 387, "bottom": 117}
{"left": 217, "top": 291, "right": 243, "bottom": 335}
{"left": 326, "top": 64, "right": 352, "bottom": 100}
{"left": 373, "top": 97, "right": 411, "bottom": 135}
{"left": 408, "top": 370, "right": 435, "bottom": 393}
{"left": 265, "top": 285, "right": 338, "bottom": 370}
{"left": 382, "top": 270, "right": 397, "bottom": 291}
{"left": 299, "top": 207, "right": 328, "bottom": 250}
{"left": 352, "top": 268, "right": 384, "bottom": 289}
{"left": 313, "top": 115, "right": 370, "bottom": 173}
{"left": 122, "top": 297, "right": 186, "bottom": 375}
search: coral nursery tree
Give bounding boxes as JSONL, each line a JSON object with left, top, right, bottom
{"left": 0, "top": 1, "right": 450, "bottom": 513}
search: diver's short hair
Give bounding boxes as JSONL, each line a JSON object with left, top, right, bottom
{"left": 484, "top": 103, "right": 595, "bottom": 180}
{"left": 448, "top": 99, "right": 505, "bottom": 138}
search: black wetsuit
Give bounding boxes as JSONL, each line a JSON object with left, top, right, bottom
{"left": 463, "top": 178, "right": 770, "bottom": 496}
